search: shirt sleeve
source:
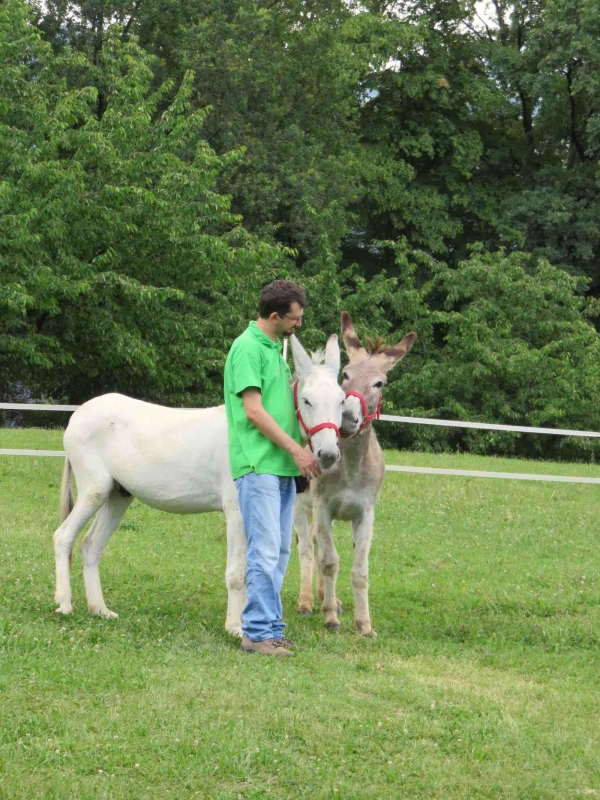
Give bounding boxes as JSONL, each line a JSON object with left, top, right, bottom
{"left": 231, "top": 342, "right": 263, "bottom": 396}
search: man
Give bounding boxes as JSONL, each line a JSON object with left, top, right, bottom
{"left": 224, "top": 280, "right": 321, "bottom": 657}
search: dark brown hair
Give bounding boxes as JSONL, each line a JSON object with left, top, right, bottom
{"left": 259, "top": 280, "right": 306, "bottom": 319}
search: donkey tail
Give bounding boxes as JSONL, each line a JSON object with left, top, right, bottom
{"left": 59, "top": 458, "right": 74, "bottom": 524}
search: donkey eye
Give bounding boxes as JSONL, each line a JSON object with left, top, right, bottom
{"left": 342, "top": 372, "right": 349, "bottom": 380}
{"left": 373, "top": 380, "right": 384, "bottom": 389}
{"left": 303, "top": 398, "right": 312, "bottom": 407}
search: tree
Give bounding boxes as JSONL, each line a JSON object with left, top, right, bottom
{"left": 482, "top": 0, "right": 600, "bottom": 292}
{"left": 16, "top": 0, "right": 600, "bottom": 458}
{"left": 1, "top": 1, "right": 288, "bottom": 406}
{"left": 378, "top": 244, "right": 600, "bottom": 460}
{"left": 35, "top": 0, "right": 370, "bottom": 278}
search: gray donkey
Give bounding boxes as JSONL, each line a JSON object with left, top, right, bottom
{"left": 293, "top": 312, "right": 416, "bottom": 636}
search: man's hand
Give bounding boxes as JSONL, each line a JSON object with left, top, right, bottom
{"left": 294, "top": 446, "right": 321, "bottom": 480}
{"left": 242, "top": 388, "right": 322, "bottom": 480}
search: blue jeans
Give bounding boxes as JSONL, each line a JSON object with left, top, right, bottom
{"left": 234, "top": 473, "right": 296, "bottom": 642}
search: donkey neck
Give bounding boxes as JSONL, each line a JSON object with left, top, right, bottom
{"left": 341, "top": 424, "right": 377, "bottom": 464}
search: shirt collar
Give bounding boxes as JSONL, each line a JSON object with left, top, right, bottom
{"left": 249, "top": 320, "right": 282, "bottom": 351}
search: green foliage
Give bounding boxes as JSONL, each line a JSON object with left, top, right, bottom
{"left": 1, "top": 1, "right": 289, "bottom": 405}
{"left": 37, "top": 0, "right": 368, "bottom": 274}
{"left": 467, "top": 0, "right": 600, "bottom": 288}
{"left": 380, "top": 245, "right": 600, "bottom": 460}
{"left": 7, "top": 0, "right": 600, "bottom": 457}
{"left": 347, "top": 2, "right": 511, "bottom": 269}
{"left": 32, "top": 0, "right": 600, "bottom": 291}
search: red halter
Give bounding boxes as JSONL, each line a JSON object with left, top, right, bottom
{"left": 293, "top": 381, "right": 341, "bottom": 452}
{"left": 344, "top": 391, "right": 382, "bottom": 437}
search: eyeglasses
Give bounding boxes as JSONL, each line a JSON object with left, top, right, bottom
{"left": 280, "top": 313, "right": 303, "bottom": 324}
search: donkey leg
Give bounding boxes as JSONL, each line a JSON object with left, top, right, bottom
{"left": 315, "top": 525, "right": 324, "bottom": 605}
{"left": 81, "top": 489, "right": 132, "bottom": 618}
{"left": 351, "top": 507, "right": 376, "bottom": 637}
{"left": 314, "top": 539, "right": 342, "bottom": 615}
{"left": 295, "top": 496, "right": 315, "bottom": 616}
{"left": 53, "top": 486, "right": 111, "bottom": 614}
{"left": 224, "top": 505, "right": 246, "bottom": 637}
{"left": 314, "top": 507, "right": 340, "bottom": 632}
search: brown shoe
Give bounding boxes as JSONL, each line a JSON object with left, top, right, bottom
{"left": 240, "top": 637, "right": 293, "bottom": 657}
{"left": 276, "top": 637, "right": 296, "bottom": 649}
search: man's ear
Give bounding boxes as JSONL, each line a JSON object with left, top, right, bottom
{"left": 290, "top": 335, "right": 314, "bottom": 379}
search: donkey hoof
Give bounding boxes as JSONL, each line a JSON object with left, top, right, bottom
{"left": 91, "top": 606, "right": 118, "bottom": 619}
{"left": 325, "top": 621, "right": 340, "bottom": 633}
{"left": 356, "top": 626, "right": 377, "bottom": 638}
{"left": 226, "top": 623, "right": 243, "bottom": 638}
{"left": 55, "top": 603, "right": 73, "bottom": 615}
{"left": 298, "top": 608, "right": 313, "bottom": 617}
{"left": 336, "top": 600, "right": 344, "bottom": 616}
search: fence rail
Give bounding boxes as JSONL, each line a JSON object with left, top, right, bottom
{"left": 379, "top": 413, "right": 600, "bottom": 438}
{"left": 2, "top": 402, "right": 600, "bottom": 485}
{"left": 0, "top": 449, "right": 66, "bottom": 457}
{"left": 3, "top": 402, "right": 600, "bottom": 438}
{"left": 0, "top": 403, "right": 78, "bottom": 411}
{"left": 3, "top": 448, "right": 599, "bottom": 484}
{"left": 385, "top": 464, "right": 600, "bottom": 485}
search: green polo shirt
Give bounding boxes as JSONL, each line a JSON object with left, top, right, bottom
{"left": 224, "top": 321, "right": 301, "bottom": 480}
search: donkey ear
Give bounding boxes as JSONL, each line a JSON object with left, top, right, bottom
{"left": 341, "top": 311, "right": 366, "bottom": 359}
{"left": 290, "top": 334, "right": 314, "bottom": 379}
{"left": 380, "top": 332, "right": 417, "bottom": 370}
{"left": 324, "top": 334, "right": 340, "bottom": 378}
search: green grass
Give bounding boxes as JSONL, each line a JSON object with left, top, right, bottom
{"left": 1, "top": 428, "right": 599, "bottom": 799}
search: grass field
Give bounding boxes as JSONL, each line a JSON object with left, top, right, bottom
{"left": 1, "top": 428, "right": 599, "bottom": 799}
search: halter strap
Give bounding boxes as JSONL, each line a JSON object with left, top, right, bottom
{"left": 345, "top": 391, "right": 382, "bottom": 437}
{"left": 293, "top": 381, "right": 341, "bottom": 452}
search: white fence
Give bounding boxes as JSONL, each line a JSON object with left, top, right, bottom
{"left": 2, "top": 402, "right": 600, "bottom": 485}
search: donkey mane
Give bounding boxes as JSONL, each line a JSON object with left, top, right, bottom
{"left": 365, "top": 336, "right": 389, "bottom": 355}
{"left": 292, "top": 349, "right": 327, "bottom": 379}
{"left": 310, "top": 349, "right": 327, "bottom": 366}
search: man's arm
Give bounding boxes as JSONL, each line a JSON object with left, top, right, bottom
{"left": 242, "top": 388, "right": 321, "bottom": 479}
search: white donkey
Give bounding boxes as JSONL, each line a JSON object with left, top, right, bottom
{"left": 53, "top": 334, "right": 345, "bottom": 636}
{"left": 294, "top": 312, "right": 416, "bottom": 636}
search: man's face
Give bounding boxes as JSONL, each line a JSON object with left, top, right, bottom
{"left": 274, "top": 301, "right": 304, "bottom": 338}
